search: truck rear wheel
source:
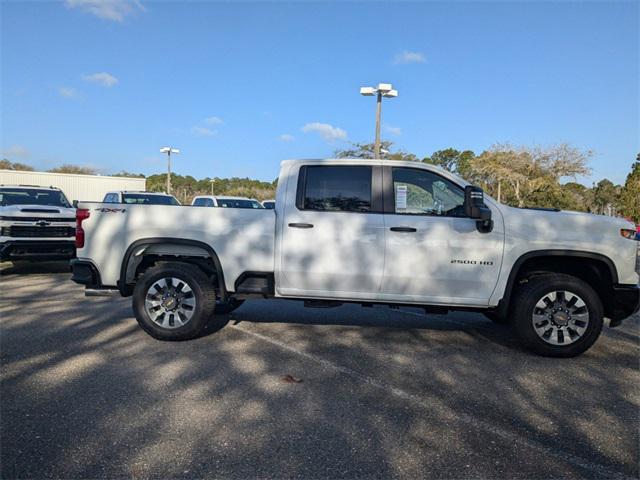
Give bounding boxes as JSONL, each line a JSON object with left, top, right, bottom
{"left": 132, "top": 262, "right": 217, "bottom": 341}
{"left": 510, "top": 274, "right": 603, "bottom": 357}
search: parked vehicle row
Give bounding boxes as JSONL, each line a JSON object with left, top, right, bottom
{"left": 0, "top": 186, "right": 269, "bottom": 262}
{"left": 70, "top": 159, "right": 640, "bottom": 357}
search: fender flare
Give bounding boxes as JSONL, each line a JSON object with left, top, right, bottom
{"left": 495, "top": 249, "right": 618, "bottom": 316}
{"left": 118, "top": 237, "right": 227, "bottom": 299}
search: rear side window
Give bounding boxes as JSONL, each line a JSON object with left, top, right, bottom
{"left": 193, "top": 198, "right": 214, "bottom": 207}
{"left": 298, "top": 166, "right": 372, "bottom": 213}
{"left": 122, "top": 194, "right": 179, "bottom": 205}
{"left": 217, "top": 199, "right": 264, "bottom": 209}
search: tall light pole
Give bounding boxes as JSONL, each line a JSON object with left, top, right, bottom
{"left": 160, "top": 147, "right": 180, "bottom": 194}
{"left": 360, "top": 83, "right": 398, "bottom": 159}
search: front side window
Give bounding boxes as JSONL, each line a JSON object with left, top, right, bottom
{"left": 392, "top": 168, "right": 466, "bottom": 217}
{"left": 0, "top": 188, "right": 71, "bottom": 208}
{"left": 300, "top": 166, "right": 372, "bottom": 213}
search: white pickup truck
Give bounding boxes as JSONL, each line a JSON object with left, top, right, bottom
{"left": 1, "top": 185, "right": 76, "bottom": 261}
{"left": 71, "top": 159, "right": 639, "bottom": 357}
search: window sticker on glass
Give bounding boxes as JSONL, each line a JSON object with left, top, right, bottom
{"left": 395, "top": 184, "right": 407, "bottom": 210}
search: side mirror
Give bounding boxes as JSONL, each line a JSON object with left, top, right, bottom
{"left": 464, "top": 186, "right": 493, "bottom": 233}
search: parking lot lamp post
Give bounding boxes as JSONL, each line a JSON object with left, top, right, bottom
{"left": 359, "top": 83, "right": 398, "bottom": 158}
{"left": 160, "top": 147, "right": 180, "bottom": 194}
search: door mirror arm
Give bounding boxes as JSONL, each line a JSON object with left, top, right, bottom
{"left": 464, "top": 186, "right": 493, "bottom": 233}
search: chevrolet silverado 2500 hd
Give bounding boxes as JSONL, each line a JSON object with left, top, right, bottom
{"left": 70, "top": 159, "right": 640, "bottom": 356}
{"left": 1, "top": 185, "right": 76, "bottom": 261}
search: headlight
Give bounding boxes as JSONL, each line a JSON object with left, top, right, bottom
{"left": 620, "top": 229, "right": 638, "bottom": 240}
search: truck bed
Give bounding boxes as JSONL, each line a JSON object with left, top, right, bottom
{"left": 76, "top": 203, "right": 275, "bottom": 291}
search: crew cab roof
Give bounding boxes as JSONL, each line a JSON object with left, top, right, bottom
{"left": 280, "top": 158, "right": 471, "bottom": 188}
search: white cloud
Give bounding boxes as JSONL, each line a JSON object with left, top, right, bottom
{"left": 278, "top": 134, "right": 295, "bottom": 142}
{"left": 2, "top": 145, "right": 30, "bottom": 159}
{"left": 384, "top": 125, "right": 402, "bottom": 136}
{"left": 204, "top": 116, "right": 224, "bottom": 125}
{"left": 82, "top": 72, "right": 119, "bottom": 87}
{"left": 59, "top": 87, "right": 77, "bottom": 98}
{"left": 64, "top": 0, "right": 145, "bottom": 22}
{"left": 191, "top": 126, "right": 217, "bottom": 137}
{"left": 393, "top": 50, "right": 426, "bottom": 65}
{"left": 301, "top": 122, "right": 347, "bottom": 142}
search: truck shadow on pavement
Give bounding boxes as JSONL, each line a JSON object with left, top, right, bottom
{"left": 227, "top": 299, "right": 523, "bottom": 352}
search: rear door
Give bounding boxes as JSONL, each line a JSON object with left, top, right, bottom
{"left": 277, "top": 164, "right": 386, "bottom": 299}
{"left": 381, "top": 166, "right": 503, "bottom": 305}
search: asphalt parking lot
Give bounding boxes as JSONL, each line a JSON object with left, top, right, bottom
{"left": 1, "top": 262, "right": 638, "bottom": 479}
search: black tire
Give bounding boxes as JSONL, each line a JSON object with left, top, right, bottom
{"left": 132, "top": 262, "right": 218, "bottom": 341}
{"left": 215, "top": 298, "right": 245, "bottom": 314}
{"left": 510, "top": 274, "right": 603, "bottom": 357}
{"left": 483, "top": 311, "right": 510, "bottom": 325}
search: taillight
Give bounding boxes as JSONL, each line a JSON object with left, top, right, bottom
{"left": 76, "top": 208, "right": 90, "bottom": 248}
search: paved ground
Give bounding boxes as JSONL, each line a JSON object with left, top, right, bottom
{"left": 1, "top": 262, "right": 638, "bottom": 479}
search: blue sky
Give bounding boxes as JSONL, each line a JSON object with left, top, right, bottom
{"left": 1, "top": 1, "right": 638, "bottom": 184}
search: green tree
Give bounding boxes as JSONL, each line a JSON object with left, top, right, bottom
{"left": 592, "top": 179, "right": 620, "bottom": 215}
{"left": 618, "top": 155, "right": 640, "bottom": 223}
{"left": 334, "top": 141, "right": 418, "bottom": 161}
{"left": 49, "top": 164, "right": 98, "bottom": 175}
{"left": 466, "top": 143, "right": 591, "bottom": 207}
{"left": 0, "top": 159, "right": 35, "bottom": 171}
{"left": 423, "top": 148, "right": 475, "bottom": 176}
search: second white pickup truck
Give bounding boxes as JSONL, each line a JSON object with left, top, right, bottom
{"left": 71, "top": 159, "right": 639, "bottom": 357}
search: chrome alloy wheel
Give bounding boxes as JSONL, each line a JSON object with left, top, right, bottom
{"left": 144, "top": 277, "right": 196, "bottom": 329}
{"left": 532, "top": 290, "right": 589, "bottom": 346}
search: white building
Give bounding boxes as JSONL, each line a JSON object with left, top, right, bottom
{"left": 0, "top": 170, "right": 146, "bottom": 202}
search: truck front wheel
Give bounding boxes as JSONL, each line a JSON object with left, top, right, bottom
{"left": 510, "top": 274, "right": 604, "bottom": 357}
{"left": 132, "top": 262, "right": 217, "bottom": 341}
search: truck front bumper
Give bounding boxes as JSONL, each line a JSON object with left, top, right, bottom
{"left": 609, "top": 284, "right": 640, "bottom": 327}
{"left": 0, "top": 240, "right": 75, "bottom": 261}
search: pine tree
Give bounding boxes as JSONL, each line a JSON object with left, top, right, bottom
{"left": 619, "top": 155, "right": 640, "bottom": 223}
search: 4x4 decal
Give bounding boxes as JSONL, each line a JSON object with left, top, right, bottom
{"left": 95, "top": 208, "right": 126, "bottom": 213}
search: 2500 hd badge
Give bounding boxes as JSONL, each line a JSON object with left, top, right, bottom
{"left": 451, "top": 259, "right": 494, "bottom": 266}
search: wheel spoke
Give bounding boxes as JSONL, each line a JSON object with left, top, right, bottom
{"left": 144, "top": 276, "right": 197, "bottom": 330}
{"left": 531, "top": 289, "right": 589, "bottom": 347}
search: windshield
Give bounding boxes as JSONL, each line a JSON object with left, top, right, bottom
{"left": 217, "top": 199, "right": 264, "bottom": 209}
{"left": 0, "top": 188, "right": 72, "bottom": 208}
{"left": 122, "top": 193, "right": 180, "bottom": 205}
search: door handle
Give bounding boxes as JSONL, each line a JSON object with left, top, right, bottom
{"left": 288, "top": 223, "right": 314, "bottom": 229}
{"left": 390, "top": 226, "right": 417, "bottom": 232}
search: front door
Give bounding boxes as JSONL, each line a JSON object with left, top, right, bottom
{"left": 381, "top": 166, "right": 503, "bottom": 305}
{"left": 277, "top": 164, "right": 386, "bottom": 299}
